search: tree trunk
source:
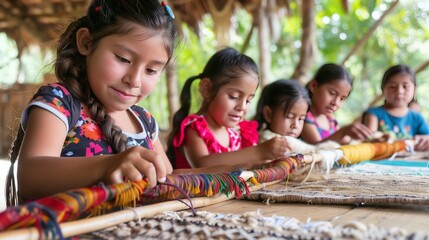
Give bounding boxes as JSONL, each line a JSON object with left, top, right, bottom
{"left": 166, "top": 60, "right": 179, "bottom": 126}
{"left": 291, "top": 0, "right": 317, "bottom": 85}
{"left": 257, "top": 0, "right": 271, "bottom": 87}
{"left": 241, "top": 22, "right": 254, "bottom": 54}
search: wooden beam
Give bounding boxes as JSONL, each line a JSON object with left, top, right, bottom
{"left": 0, "top": 1, "right": 49, "bottom": 43}
{"left": 415, "top": 59, "right": 429, "bottom": 74}
{"left": 240, "top": 21, "right": 254, "bottom": 53}
{"left": 39, "top": 0, "right": 54, "bottom": 15}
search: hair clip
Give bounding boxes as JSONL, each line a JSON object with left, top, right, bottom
{"left": 95, "top": 6, "right": 101, "bottom": 12}
{"left": 161, "top": 1, "right": 175, "bottom": 19}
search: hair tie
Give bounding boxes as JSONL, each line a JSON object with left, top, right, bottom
{"left": 161, "top": 1, "right": 175, "bottom": 19}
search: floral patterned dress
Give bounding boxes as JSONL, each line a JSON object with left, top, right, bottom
{"left": 21, "top": 83, "right": 158, "bottom": 156}
{"left": 304, "top": 111, "right": 338, "bottom": 140}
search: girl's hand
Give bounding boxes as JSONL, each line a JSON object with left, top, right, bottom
{"left": 414, "top": 135, "right": 429, "bottom": 151}
{"left": 365, "top": 131, "right": 392, "bottom": 143}
{"left": 342, "top": 123, "right": 373, "bottom": 141}
{"left": 103, "top": 146, "right": 168, "bottom": 188}
{"left": 258, "top": 136, "right": 291, "bottom": 160}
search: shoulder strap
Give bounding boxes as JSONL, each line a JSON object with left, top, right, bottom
{"left": 69, "top": 95, "right": 82, "bottom": 131}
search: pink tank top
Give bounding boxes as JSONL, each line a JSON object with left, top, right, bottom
{"left": 172, "top": 114, "right": 259, "bottom": 169}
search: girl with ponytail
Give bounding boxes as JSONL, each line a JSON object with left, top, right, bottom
{"left": 167, "top": 47, "right": 291, "bottom": 169}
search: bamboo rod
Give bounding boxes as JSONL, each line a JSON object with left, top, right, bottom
{"left": 0, "top": 180, "right": 281, "bottom": 240}
{"left": 0, "top": 153, "right": 325, "bottom": 239}
{"left": 414, "top": 59, "right": 429, "bottom": 74}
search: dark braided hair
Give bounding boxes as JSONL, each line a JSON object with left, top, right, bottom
{"left": 6, "top": 0, "right": 177, "bottom": 206}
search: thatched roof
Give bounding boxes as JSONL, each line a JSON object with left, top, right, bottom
{"left": 0, "top": 0, "right": 89, "bottom": 51}
{"left": 0, "top": 0, "right": 300, "bottom": 52}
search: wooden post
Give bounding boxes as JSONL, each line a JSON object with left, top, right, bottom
{"left": 291, "top": 0, "right": 317, "bottom": 85}
{"left": 165, "top": 60, "right": 179, "bottom": 125}
{"left": 257, "top": 0, "right": 271, "bottom": 87}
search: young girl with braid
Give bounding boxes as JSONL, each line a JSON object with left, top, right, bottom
{"left": 6, "top": 0, "right": 178, "bottom": 205}
{"left": 166, "top": 48, "right": 291, "bottom": 169}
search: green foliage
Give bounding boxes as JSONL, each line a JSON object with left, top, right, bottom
{"left": 1, "top": 0, "right": 429, "bottom": 129}
{"left": 0, "top": 33, "right": 19, "bottom": 87}
{"left": 0, "top": 33, "right": 52, "bottom": 87}
{"left": 309, "top": 0, "right": 429, "bottom": 123}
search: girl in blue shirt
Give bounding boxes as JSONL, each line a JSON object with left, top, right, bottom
{"left": 363, "top": 64, "right": 429, "bottom": 151}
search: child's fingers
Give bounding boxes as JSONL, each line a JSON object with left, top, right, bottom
{"left": 125, "top": 167, "right": 145, "bottom": 182}
{"left": 136, "top": 149, "right": 167, "bottom": 187}
{"left": 109, "top": 170, "right": 124, "bottom": 184}
{"left": 109, "top": 163, "right": 145, "bottom": 184}
{"left": 350, "top": 123, "right": 373, "bottom": 140}
{"left": 414, "top": 136, "right": 429, "bottom": 151}
{"left": 364, "top": 127, "right": 374, "bottom": 137}
{"left": 414, "top": 142, "right": 428, "bottom": 151}
{"left": 356, "top": 123, "right": 373, "bottom": 136}
{"left": 262, "top": 137, "right": 289, "bottom": 160}
{"left": 275, "top": 136, "right": 291, "bottom": 158}
{"left": 138, "top": 162, "right": 158, "bottom": 188}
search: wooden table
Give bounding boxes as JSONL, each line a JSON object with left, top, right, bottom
{"left": 198, "top": 156, "right": 429, "bottom": 235}
{"left": 1, "top": 156, "right": 428, "bottom": 238}
{"left": 197, "top": 198, "right": 429, "bottom": 235}
{"left": 197, "top": 155, "right": 429, "bottom": 235}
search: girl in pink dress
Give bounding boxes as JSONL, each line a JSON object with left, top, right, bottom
{"left": 167, "top": 48, "right": 291, "bottom": 169}
{"left": 301, "top": 63, "right": 373, "bottom": 145}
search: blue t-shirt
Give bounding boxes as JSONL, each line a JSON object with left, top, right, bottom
{"left": 21, "top": 83, "right": 158, "bottom": 157}
{"left": 365, "top": 106, "right": 429, "bottom": 139}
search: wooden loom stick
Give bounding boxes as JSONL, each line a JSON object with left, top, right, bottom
{"left": 3, "top": 140, "right": 406, "bottom": 240}
{"left": 0, "top": 153, "right": 325, "bottom": 239}
{"left": 0, "top": 179, "right": 281, "bottom": 240}
{"left": 0, "top": 156, "right": 307, "bottom": 234}
{"left": 0, "top": 141, "right": 405, "bottom": 238}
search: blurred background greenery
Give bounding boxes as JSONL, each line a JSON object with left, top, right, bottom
{"left": 1, "top": 0, "right": 428, "bottom": 131}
